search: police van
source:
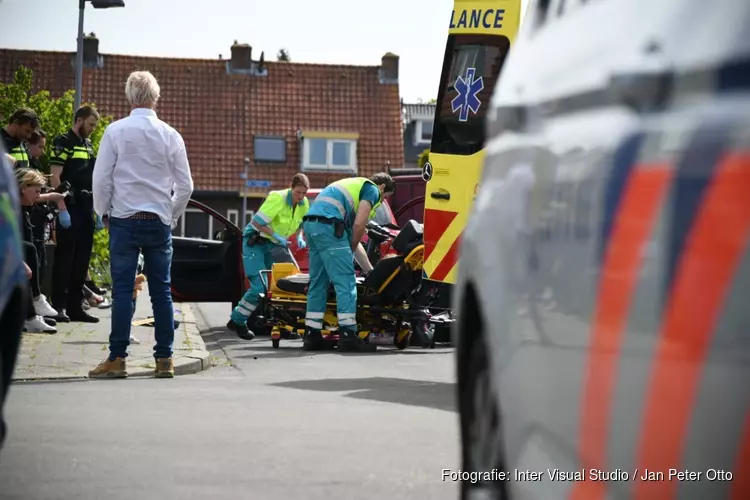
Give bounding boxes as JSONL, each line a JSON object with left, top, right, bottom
{"left": 453, "top": 0, "right": 750, "bottom": 498}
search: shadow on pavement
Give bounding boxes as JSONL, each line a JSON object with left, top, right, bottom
{"left": 271, "top": 377, "right": 457, "bottom": 412}
{"left": 62, "top": 340, "right": 108, "bottom": 346}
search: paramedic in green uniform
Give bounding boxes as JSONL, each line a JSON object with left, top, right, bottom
{"left": 302, "top": 173, "right": 395, "bottom": 352}
{"left": 227, "top": 173, "right": 311, "bottom": 339}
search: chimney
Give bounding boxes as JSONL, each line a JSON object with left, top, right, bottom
{"left": 83, "top": 33, "right": 99, "bottom": 66}
{"left": 380, "top": 52, "right": 399, "bottom": 82}
{"left": 231, "top": 41, "right": 253, "bottom": 70}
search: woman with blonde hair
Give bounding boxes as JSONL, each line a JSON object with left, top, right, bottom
{"left": 16, "top": 168, "right": 64, "bottom": 332}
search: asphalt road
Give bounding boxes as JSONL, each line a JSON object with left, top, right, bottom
{"left": 0, "top": 302, "right": 460, "bottom": 500}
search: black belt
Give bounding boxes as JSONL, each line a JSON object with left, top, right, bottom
{"left": 127, "top": 212, "right": 160, "bottom": 220}
{"left": 303, "top": 215, "right": 337, "bottom": 225}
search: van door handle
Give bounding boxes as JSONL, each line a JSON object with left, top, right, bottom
{"left": 431, "top": 192, "right": 451, "bottom": 200}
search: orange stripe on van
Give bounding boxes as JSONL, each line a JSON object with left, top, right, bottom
{"left": 569, "top": 165, "right": 673, "bottom": 500}
{"left": 731, "top": 411, "right": 750, "bottom": 500}
{"left": 634, "top": 153, "right": 750, "bottom": 500}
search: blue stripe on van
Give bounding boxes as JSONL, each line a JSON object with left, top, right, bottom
{"left": 599, "top": 132, "right": 646, "bottom": 264}
{"left": 664, "top": 121, "right": 732, "bottom": 293}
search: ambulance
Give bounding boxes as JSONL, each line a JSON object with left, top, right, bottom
{"left": 422, "top": 0, "right": 523, "bottom": 300}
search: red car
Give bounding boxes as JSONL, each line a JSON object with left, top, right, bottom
{"left": 288, "top": 188, "right": 400, "bottom": 273}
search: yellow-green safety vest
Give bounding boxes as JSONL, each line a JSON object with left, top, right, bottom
{"left": 9, "top": 144, "right": 29, "bottom": 166}
{"left": 331, "top": 177, "right": 382, "bottom": 221}
{"left": 252, "top": 188, "right": 309, "bottom": 240}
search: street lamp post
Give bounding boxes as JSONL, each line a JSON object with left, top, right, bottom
{"left": 241, "top": 157, "right": 250, "bottom": 227}
{"left": 74, "top": 0, "right": 125, "bottom": 116}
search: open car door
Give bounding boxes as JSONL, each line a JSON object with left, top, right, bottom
{"left": 170, "top": 199, "right": 245, "bottom": 305}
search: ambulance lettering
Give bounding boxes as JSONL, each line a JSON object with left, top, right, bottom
{"left": 449, "top": 8, "right": 505, "bottom": 29}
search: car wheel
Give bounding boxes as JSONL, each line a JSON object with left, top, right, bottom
{"left": 459, "top": 332, "right": 508, "bottom": 500}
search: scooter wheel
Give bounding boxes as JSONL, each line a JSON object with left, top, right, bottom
{"left": 272, "top": 339, "right": 280, "bottom": 349}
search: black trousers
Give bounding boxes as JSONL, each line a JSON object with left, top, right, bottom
{"left": 23, "top": 241, "right": 41, "bottom": 298}
{"left": 23, "top": 241, "right": 40, "bottom": 319}
{"left": 51, "top": 204, "right": 94, "bottom": 313}
{"left": 29, "top": 207, "right": 48, "bottom": 284}
{"left": 0, "top": 285, "right": 26, "bottom": 447}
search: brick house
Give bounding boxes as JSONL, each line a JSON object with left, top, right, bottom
{"left": 0, "top": 37, "right": 404, "bottom": 238}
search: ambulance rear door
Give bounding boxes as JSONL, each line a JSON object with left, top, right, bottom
{"left": 423, "top": 0, "right": 521, "bottom": 284}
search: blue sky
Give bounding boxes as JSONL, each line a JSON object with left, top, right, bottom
{"left": 0, "top": 0, "right": 529, "bottom": 103}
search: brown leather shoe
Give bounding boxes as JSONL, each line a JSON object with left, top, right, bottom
{"left": 89, "top": 357, "right": 127, "bottom": 378}
{"left": 154, "top": 358, "right": 174, "bottom": 378}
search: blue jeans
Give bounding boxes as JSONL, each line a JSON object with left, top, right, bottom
{"left": 303, "top": 220, "right": 357, "bottom": 334}
{"left": 108, "top": 217, "right": 174, "bottom": 360}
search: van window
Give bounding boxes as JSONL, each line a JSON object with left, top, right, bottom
{"left": 430, "top": 34, "right": 511, "bottom": 156}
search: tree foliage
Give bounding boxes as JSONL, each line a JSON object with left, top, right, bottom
{"left": 277, "top": 48, "right": 291, "bottom": 62}
{"left": 0, "top": 66, "right": 111, "bottom": 174}
{"left": 0, "top": 66, "right": 113, "bottom": 283}
{"left": 417, "top": 148, "right": 430, "bottom": 169}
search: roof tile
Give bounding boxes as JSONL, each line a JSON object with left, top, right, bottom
{"left": 0, "top": 47, "right": 404, "bottom": 193}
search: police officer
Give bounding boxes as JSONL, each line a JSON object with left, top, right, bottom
{"left": 0, "top": 108, "right": 39, "bottom": 169}
{"left": 302, "top": 173, "right": 395, "bottom": 352}
{"left": 48, "top": 105, "right": 100, "bottom": 323}
{"left": 227, "top": 173, "right": 311, "bottom": 339}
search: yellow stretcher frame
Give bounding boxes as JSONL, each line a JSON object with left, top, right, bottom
{"left": 261, "top": 244, "right": 426, "bottom": 349}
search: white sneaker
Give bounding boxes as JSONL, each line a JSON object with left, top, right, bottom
{"left": 33, "top": 295, "right": 57, "bottom": 317}
{"left": 129, "top": 335, "right": 141, "bottom": 344}
{"left": 24, "top": 315, "right": 57, "bottom": 333}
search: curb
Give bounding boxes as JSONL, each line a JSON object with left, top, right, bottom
{"left": 12, "top": 303, "right": 210, "bottom": 383}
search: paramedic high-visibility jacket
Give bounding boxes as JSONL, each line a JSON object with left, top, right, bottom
{"left": 229, "top": 188, "right": 309, "bottom": 327}
{"left": 252, "top": 188, "right": 310, "bottom": 240}
{"left": 302, "top": 177, "right": 383, "bottom": 337}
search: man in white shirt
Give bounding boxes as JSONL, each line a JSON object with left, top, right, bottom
{"left": 90, "top": 70, "right": 193, "bottom": 379}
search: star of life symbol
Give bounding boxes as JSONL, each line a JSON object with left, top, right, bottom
{"left": 451, "top": 67, "right": 484, "bottom": 122}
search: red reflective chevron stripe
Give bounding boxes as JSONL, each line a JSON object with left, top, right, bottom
{"left": 430, "top": 231, "right": 463, "bottom": 281}
{"left": 569, "top": 165, "right": 673, "bottom": 500}
{"left": 731, "top": 411, "right": 750, "bottom": 500}
{"left": 634, "top": 153, "right": 750, "bottom": 500}
{"left": 423, "top": 209, "right": 458, "bottom": 262}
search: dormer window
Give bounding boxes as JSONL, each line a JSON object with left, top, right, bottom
{"left": 415, "top": 119, "right": 433, "bottom": 145}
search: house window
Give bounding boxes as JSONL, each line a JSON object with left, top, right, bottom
{"left": 254, "top": 136, "right": 286, "bottom": 163}
{"left": 302, "top": 138, "right": 357, "bottom": 173}
{"left": 416, "top": 119, "right": 433, "bottom": 144}
{"left": 227, "top": 209, "right": 239, "bottom": 226}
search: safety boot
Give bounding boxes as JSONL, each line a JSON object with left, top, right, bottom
{"left": 227, "top": 319, "right": 255, "bottom": 340}
{"left": 337, "top": 331, "right": 377, "bottom": 353}
{"left": 303, "top": 328, "right": 325, "bottom": 351}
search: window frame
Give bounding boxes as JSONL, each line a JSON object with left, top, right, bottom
{"left": 415, "top": 119, "right": 433, "bottom": 145}
{"left": 227, "top": 209, "right": 239, "bottom": 227}
{"left": 253, "top": 135, "right": 287, "bottom": 163}
{"left": 182, "top": 207, "right": 213, "bottom": 240}
{"left": 302, "top": 138, "right": 357, "bottom": 173}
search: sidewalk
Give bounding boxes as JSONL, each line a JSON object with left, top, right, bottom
{"left": 12, "top": 284, "right": 210, "bottom": 381}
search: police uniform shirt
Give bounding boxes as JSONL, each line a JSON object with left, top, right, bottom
{"left": 0, "top": 128, "right": 30, "bottom": 169}
{"left": 50, "top": 129, "right": 95, "bottom": 191}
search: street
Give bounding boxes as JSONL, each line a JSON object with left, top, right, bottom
{"left": 0, "top": 302, "right": 459, "bottom": 500}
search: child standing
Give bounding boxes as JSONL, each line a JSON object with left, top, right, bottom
{"left": 130, "top": 253, "right": 146, "bottom": 344}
